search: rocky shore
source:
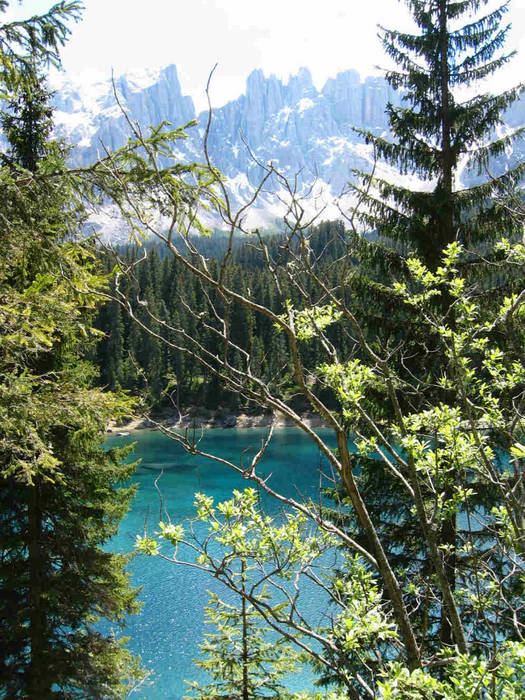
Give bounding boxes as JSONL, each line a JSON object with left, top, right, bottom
{"left": 107, "top": 407, "right": 328, "bottom": 433}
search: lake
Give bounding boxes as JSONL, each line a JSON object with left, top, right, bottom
{"left": 105, "top": 427, "right": 336, "bottom": 699}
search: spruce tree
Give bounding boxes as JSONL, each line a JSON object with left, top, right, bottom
{"left": 0, "top": 3, "right": 143, "bottom": 696}
{"left": 338, "top": 0, "right": 525, "bottom": 658}
{"left": 181, "top": 501, "right": 300, "bottom": 700}
{"left": 185, "top": 586, "right": 299, "bottom": 700}
{"left": 352, "top": 0, "right": 524, "bottom": 269}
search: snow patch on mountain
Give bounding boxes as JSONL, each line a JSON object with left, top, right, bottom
{"left": 122, "top": 68, "right": 163, "bottom": 92}
{"left": 47, "top": 63, "right": 524, "bottom": 239}
{"left": 297, "top": 97, "right": 315, "bottom": 113}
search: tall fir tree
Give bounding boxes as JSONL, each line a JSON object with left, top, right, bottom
{"left": 352, "top": 0, "right": 524, "bottom": 269}
{"left": 335, "top": 0, "right": 525, "bottom": 662}
{"left": 0, "top": 3, "right": 143, "bottom": 696}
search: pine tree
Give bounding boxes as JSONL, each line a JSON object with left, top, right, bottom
{"left": 352, "top": 0, "right": 524, "bottom": 269}
{"left": 337, "top": 0, "right": 525, "bottom": 659}
{"left": 0, "top": 3, "right": 143, "bottom": 696}
{"left": 1, "top": 73, "right": 52, "bottom": 171}
{"left": 185, "top": 570, "right": 299, "bottom": 699}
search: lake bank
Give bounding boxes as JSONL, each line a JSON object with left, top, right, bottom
{"left": 107, "top": 408, "right": 329, "bottom": 434}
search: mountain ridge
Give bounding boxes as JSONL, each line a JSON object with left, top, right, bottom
{"left": 50, "top": 64, "right": 525, "bottom": 234}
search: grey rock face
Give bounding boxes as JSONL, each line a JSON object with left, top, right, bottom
{"left": 53, "top": 65, "right": 401, "bottom": 177}
{"left": 199, "top": 67, "right": 404, "bottom": 196}
{"left": 53, "top": 65, "right": 199, "bottom": 166}
{"left": 51, "top": 64, "right": 524, "bottom": 231}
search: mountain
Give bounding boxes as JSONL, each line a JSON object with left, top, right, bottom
{"left": 50, "top": 65, "right": 525, "bottom": 234}
{"left": 52, "top": 66, "right": 196, "bottom": 161}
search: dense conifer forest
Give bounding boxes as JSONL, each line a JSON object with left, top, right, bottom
{"left": 93, "top": 222, "right": 353, "bottom": 413}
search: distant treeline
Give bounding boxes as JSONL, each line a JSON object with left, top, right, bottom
{"left": 93, "top": 221, "right": 353, "bottom": 412}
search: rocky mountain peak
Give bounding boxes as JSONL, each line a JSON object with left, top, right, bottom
{"left": 49, "top": 63, "right": 524, "bottom": 235}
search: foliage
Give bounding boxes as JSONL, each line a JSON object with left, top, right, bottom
{"left": 0, "top": 2, "right": 143, "bottom": 696}
{"left": 78, "top": 0, "right": 525, "bottom": 696}
{"left": 378, "top": 642, "right": 525, "bottom": 699}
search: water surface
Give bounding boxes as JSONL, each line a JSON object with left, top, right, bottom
{"left": 106, "top": 427, "right": 335, "bottom": 699}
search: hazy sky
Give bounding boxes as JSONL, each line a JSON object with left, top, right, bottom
{"left": 4, "top": 0, "right": 525, "bottom": 110}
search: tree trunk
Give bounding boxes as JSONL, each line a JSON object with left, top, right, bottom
{"left": 28, "top": 479, "right": 50, "bottom": 698}
{"left": 241, "top": 559, "right": 249, "bottom": 700}
{"left": 439, "top": 505, "right": 457, "bottom": 646}
{"left": 337, "top": 433, "right": 421, "bottom": 671}
{"left": 437, "top": 1, "right": 458, "bottom": 647}
{"left": 438, "top": 0, "right": 455, "bottom": 259}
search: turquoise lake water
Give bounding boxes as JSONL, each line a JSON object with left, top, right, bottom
{"left": 105, "top": 427, "right": 337, "bottom": 699}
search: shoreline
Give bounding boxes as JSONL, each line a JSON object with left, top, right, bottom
{"left": 107, "top": 409, "right": 328, "bottom": 434}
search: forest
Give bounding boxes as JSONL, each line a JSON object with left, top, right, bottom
{"left": 1, "top": 0, "right": 525, "bottom": 698}
{"left": 94, "top": 223, "right": 355, "bottom": 414}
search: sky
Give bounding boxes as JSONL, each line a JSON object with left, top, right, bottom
{"left": 3, "top": 0, "right": 525, "bottom": 111}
